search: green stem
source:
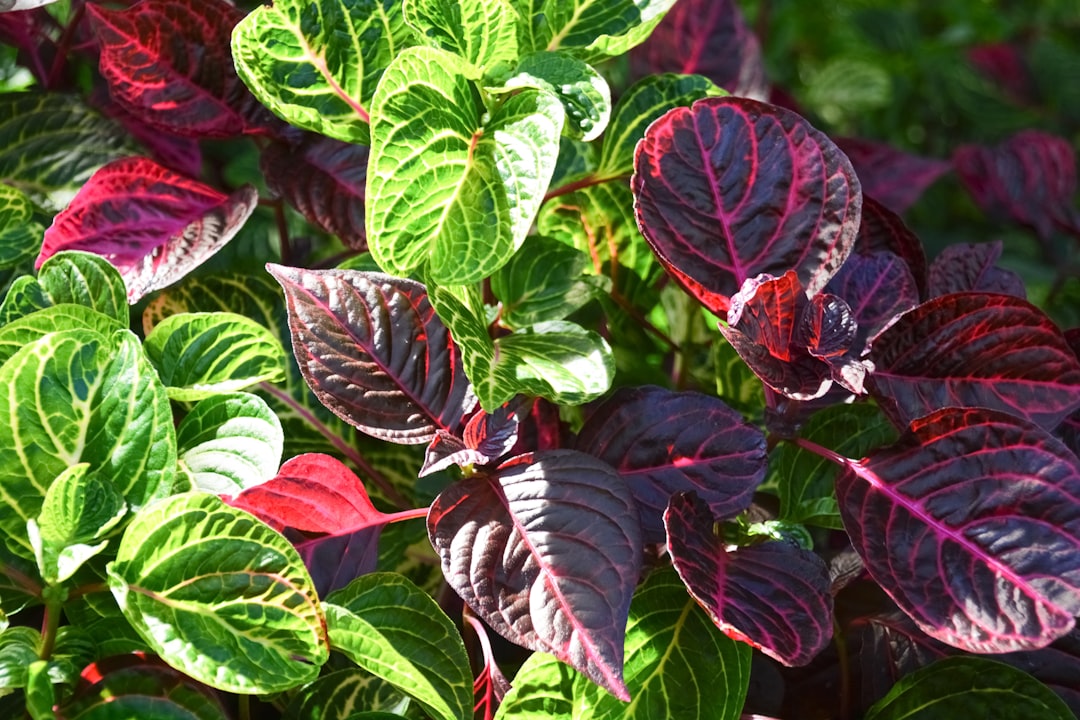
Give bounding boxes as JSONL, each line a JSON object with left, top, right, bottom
{"left": 39, "top": 598, "right": 62, "bottom": 661}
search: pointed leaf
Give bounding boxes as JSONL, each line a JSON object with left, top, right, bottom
{"left": 837, "top": 407, "right": 1080, "bottom": 652}
{"left": 421, "top": 402, "right": 522, "bottom": 476}
{"left": 403, "top": 0, "right": 517, "bottom": 77}
{"left": 0, "top": 304, "right": 124, "bottom": 367}
{"left": 36, "top": 251, "right": 128, "bottom": 324}
{"left": 267, "top": 265, "right": 474, "bottom": 444}
{"left": 428, "top": 450, "right": 642, "bottom": 700}
{"left": 665, "top": 492, "right": 834, "bottom": 666}
{"left": 868, "top": 293, "right": 1080, "bottom": 430}
{"left": 575, "top": 385, "right": 766, "bottom": 542}
{"left": 108, "top": 493, "right": 329, "bottom": 694}
{"left": 633, "top": 96, "right": 862, "bottom": 314}
{"left": 928, "top": 241, "right": 1026, "bottom": 299}
{"left": 324, "top": 573, "right": 472, "bottom": 720}
{"left": 835, "top": 137, "right": 950, "bottom": 215}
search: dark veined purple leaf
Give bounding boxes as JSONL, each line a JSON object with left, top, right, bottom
{"left": 428, "top": 450, "right": 642, "bottom": 701}
{"left": 953, "top": 129, "right": 1080, "bottom": 241}
{"left": 664, "top": 492, "right": 834, "bottom": 666}
{"left": 93, "top": 89, "right": 203, "bottom": 178}
{"left": 868, "top": 292, "right": 1080, "bottom": 430}
{"left": 628, "top": 0, "right": 767, "bottom": 100}
{"left": 836, "top": 407, "right": 1080, "bottom": 653}
{"left": 420, "top": 401, "right": 523, "bottom": 477}
{"left": 36, "top": 156, "right": 257, "bottom": 303}
{"left": 633, "top": 96, "right": 861, "bottom": 314}
{"left": 1060, "top": 330, "right": 1080, "bottom": 457}
{"left": 835, "top": 137, "right": 950, "bottom": 215}
{"left": 826, "top": 251, "right": 919, "bottom": 350}
{"left": 266, "top": 265, "right": 475, "bottom": 445}
{"left": 574, "top": 385, "right": 767, "bottom": 542}
{"left": 854, "top": 196, "right": 928, "bottom": 300}
{"left": 88, "top": 0, "right": 278, "bottom": 138}
{"left": 968, "top": 43, "right": 1038, "bottom": 107}
{"left": 261, "top": 134, "right": 368, "bottom": 249}
{"left": 928, "top": 241, "right": 1026, "bottom": 299}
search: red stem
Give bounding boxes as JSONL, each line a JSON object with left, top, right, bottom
{"left": 46, "top": 0, "right": 86, "bottom": 90}
{"left": 542, "top": 173, "right": 625, "bottom": 202}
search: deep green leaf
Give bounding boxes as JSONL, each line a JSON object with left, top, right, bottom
{"left": 494, "top": 652, "right": 576, "bottom": 720}
{"left": 490, "top": 235, "right": 593, "bottom": 328}
{"left": 712, "top": 332, "right": 766, "bottom": 419}
{"left": 550, "top": 136, "right": 598, "bottom": 188}
{"left": 403, "top": 0, "right": 517, "bottom": 77}
{"left": 0, "top": 183, "right": 43, "bottom": 270}
{"left": 107, "top": 492, "right": 329, "bottom": 694}
{"left": 284, "top": 668, "right": 414, "bottom": 720}
{"left": 324, "top": 572, "right": 471, "bottom": 720}
{"left": 143, "top": 312, "right": 288, "bottom": 401}
{"left": 0, "top": 304, "right": 125, "bottom": 367}
{"left": 0, "top": 626, "right": 39, "bottom": 693}
{"left": 36, "top": 252, "right": 128, "bottom": 324}
{"left": 0, "top": 274, "right": 50, "bottom": 325}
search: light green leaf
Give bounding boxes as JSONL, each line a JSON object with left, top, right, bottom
{"left": 367, "top": 46, "right": 563, "bottom": 285}
{"left": 495, "top": 652, "right": 576, "bottom": 720}
{"left": 177, "top": 393, "right": 284, "bottom": 495}
{"left": 864, "top": 657, "right": 1073, "bottom": 720}
{"left": 284, "top": 668, "right": 415, "bottom": 720}
{"left": 0, "top": 626, "right": 39, "bottom": 693}
{"left": 403, "top": 0, "right": 517, "bottom": 78}
{"left": 232, "top": 0, "right": 414, "bottom": 145}
{"left": 37, "top": 251, "right": 128, "bottom": 324}
{"left": 0, "top": 329, "right": 176, "bottom": 559}
{"left": 324, "top": 572, "right": 471, "bottom": 720}
{"left": 0, "top": 304, "right": 125, "bottom": 367}
{"left": 490, "top": 235, "right": 593, "bottom": 329}
{"left": 514, "top": 0, "right": 677, "bottom": 60}
{"left": 107, "top": 493, "right": 329, "bottom": 694}
{"left": 0, "top": 183, "right": 43, "bottom": 270}
{"left": 143, "top": 312, "right": 288, "bottom": 401}
{"left": 487, "top": 51, "right": 610, "bottom": 141}
{"left": 24, "top": 659, "right": 53, "bottom": 720}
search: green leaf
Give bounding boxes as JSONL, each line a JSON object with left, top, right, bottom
{"left": 36, "top": 252, "right": 128, "bottom": 324}
{"left": 487, "top": 51, "right": 610, "bottom": 141}
{"left": 0, "top": 329, "right": 176, "bottom": 559}
{"left": 403, "top": 0, "right": 517, "bottom": 78}
{"left": 0, "top": 626, "right": 39, "bottom": 693}
{"left": 864, "top": 657, "right": 1073, "bottom": 720}
{"left": 232, "top": 0, "right": 414, "bottom": 145}
{"left": 494, "top": 652, "right": 576, "bottom": 720}
{"left": 324, "top": 572, "right": 471, "bottom": 720}
{"left": 0, "top": 183, "right": 44, "bottom": 270}
{"left": 515, "top": 0, "right": 678, "bottom": 60}
{"left": 0, "top": 274, "right": 50, "bottom": 325}
{"left": 143, "top": 312, "right": 288, "bottom": 401}
{"left": 367, "top": 46, "right": 563, "bottom": 284}
{"left": 177, "top": 392, "right": 284, "bottom": 495}
{"left": 284, "top": 668, "right": 415, "bottom": 720}
{"left": 550, "top": 136, "right": 597, "bottom": 188}
{"left": 107, "top": 493, "right": 329, "bottom": 694}
{"left": 490, "top": 235, "right": 593, "bottom": 329}
{"left": 24, "top": 659, "right": 53, "bottom": 720}
{"left": 0, "top": 304, "right": 125, "bottom": 367}
{"left": 712, "top": 332, "right": 766, "bottom": 419}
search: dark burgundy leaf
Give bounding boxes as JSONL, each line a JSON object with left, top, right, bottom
{"left": 826, "top": 251, "right": 919, "bottom": 349}
{"left": 93, "top": 89, "right": 203, "bottom": 178}
{"left": 267, "top": 265, "right": 475, "bottom": 445}
{"left": 88, "top": 0, "right": 277, "bottom": 138}
{"left": 633, "top": 96, "right": 861, "bottom": 314}
{"left": 428, "top": 450, "right": 642, "bottom": 701}
{"left": 868, "top": 292, "right": 1080, "bottom": 429}
{"left": 262, "top": 135, "right": 368, "bottom": 250}
{"left": 37, "top": 156, "right": 257, "bottom": 302}
{"left": 836, "top": 407, "right": 1080, "bottom": 653}
{"left": 509, "top": 397, "right": 565, "bottom": 456}
{"left": 574, "top": 385, "right": 767, "bottom": 542}
{"left": 835, "top": 137, "right": 950, "bottom": 215}
{"left": 664, "top": 492, "right": 834, "bottom": 666}
{"left": 968, "top": 43, "right": 1038, "bottom": 107}
{"left": 420, "top": 401, "right": 521, "bottom": 476}
{"left": 799, "top": 293, "right": 857, "bottom": 359}
{"left": 928, "top": 241, "right": 1026, "bottom": 299}
{"left": 953, "top": 130, "right": 1080, "bottom": 241}
{"left": 1060, "top": 330, "right": 1080, "bottom": 457}
{"left": 628, "top": 0, "right": 767, "bottom": 100}
{"left": 854, "top": 196, "right": 928, "bottom": 300}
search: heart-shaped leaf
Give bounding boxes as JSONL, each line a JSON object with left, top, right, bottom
{"left": 267, "top": 265, "right": 475, "bottom": 444}
{"left": 836, "top": 407, "right": 1080, "bottom": 652}
{"left": 428, "top": 450, "right": 642, "bottom": 701}
{"left": 927, "top": 241, "right": 1026, "bottom": 298}
{"left": 403, "top": 0, "right": 517, "bottom": 78}
{"left": 835, "top": 137, "right": 950, "bottom": 215}
{"left": 575, "top": 385, "right": 766, "bottom": 542}
{"left": 37, "top": 157, "right": 258, "bottom": 303}
{"left": 108, "top": 493, "right": 329, "bottom": 694}
{"left": 868, "top": 292, "right": 1080, "bottom": 430}
{"left": 177, "top": 393, "right": 283, "bottom": 494}
{"left": 633, "top": 96, "right": 861, "bottom": 314}
{"left": 664, "top": 492, "right": 834, "bottom": 666}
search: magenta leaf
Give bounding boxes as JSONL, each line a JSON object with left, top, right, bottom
{"left": 868, "top": 292, "right": 1080, "bottom": 430}
{"left": 267, "top": 265, "right": 475, "bottom": 445}
{"left": 953, "top": 129, "right": 1080, "bottom": 241}
{"left": 261, "top": 135, "right": 368, "bottom": 249}
{"left": 36, "top": 156, "right": 257, "bottom": 303}
{"left": 574, "top": 385, "right": 766, "bottom": 542}
{"left": 664, "top": 492, "right": 834, "bottom": 666}
{"left": 854, "top": 196, "right": 928, "bottom": 300}
{"left": 928, "top": 241, "right": 1026, "bottom": 299}
{"left": 88, "top": 0, "right": 277, "bottom": 138}
{"left": 836, "top": 407, "right": 1080, "bottom": 653}
{"left": 835, "top": 137, "right": 950, "bottom": 215}
{"left": 633, "top": 96, "right": 861, "bottom": 314}
{"left": 825, "top": 251, "right": 919, "bottom": 349}
{"left": 428, "top": 450, "right": 642, "bottom": 701}
{"left": 420, "top": 402, "right": 522, "bottom": 477}
{"left": 968, "top": 43, "right": 1038, "bottom": 107}
{"left": 628, "top": 0, "right": 767, "bottom": 100}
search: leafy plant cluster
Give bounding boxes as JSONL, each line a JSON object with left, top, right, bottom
{"left": 0, "top": 0, "right": 1079, "bottom": 719}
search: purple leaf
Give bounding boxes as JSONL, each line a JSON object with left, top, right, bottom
{"left": 664, "top": 492, "right": 834, "bottom": 666}
{"left": 428, "top": 450, "right": 642, "bottom": 701}
{"left": 420, "top": 402, "right": 522, "bottom": 477}
{"left": 868, "top": 292, "right": 1080, "bottom": 430}
{"left": 261, "top": 135, "right": 368, "bottom": 250}
{"left": 88, "top": 0, "right": 278, "bottom": 138}
{"left": 92, "top": 88, "right": 203, "bottom": 178}
{"left": 574, "top": 385, "right": 767, "bottom": 542}
{"left": 1059, "top": 330, "right": 1080, "bottom": 457}
{"left": 953, "top": 130, "right": 1080, "bottom": 241}
{"left": 854, "top": 196, "right": 928, "bottom": 300}
{"left": 628, "top": 0, "right": 767, "bottom": 100}
{"left": 633, "top": 96, "right": 861, "bottom": 314}
{"left": 968, "top": 43, "right": 1038, "bottom": 107}
{"left": 267, "top": 265, "right": 475, "bottom": 445}
{"left": 835, "top": 137, "right": 950, "bottom": 215}
{"left": 928, "top": 241, "right": 1026, "bottom": 299}
{"left": 36, "top": 156, "right": 257, "bottom": 303}
{"left": 836, "top": 407, "right": 1080, "bottom": 653}
{"left": 826, "top": 251, "right": 919, "bottom": 349}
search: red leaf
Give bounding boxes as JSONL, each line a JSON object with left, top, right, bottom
{"left": 835, "top": 137, "right": 950, "bottom": 215}
{"left": 968, "top": 43, "right": 1038, "bottom": 107}
{"left": 928, "top": 241, "right": 1026, "bottom": 299}
{"left": 633, "top": 96, "right": 861, "bottom": 314}
{"left": 93, "top": 88, "right": 203, "bottom": 178}
{"left": 37, "top": 156, "right": 256, "bottom": 302}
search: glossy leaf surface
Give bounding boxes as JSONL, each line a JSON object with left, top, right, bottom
{"left": 835, "top": 137, "right": 950, "bottom": 215}
{"left": 0, "top": 304, "right": 123, "bottom": 367}
{"left": 283, "top": 668, "right": 413, "bottom": 720}
{"left": 403, "top": 0, "right": 517, "bottom": 77}
{"left": 490, "top": 235, "right": 593, "bottom": 329}
{"left": 177, "top": 393, "right": 283, "bottom": 494}
{"left": 825, "top": 251, "right": 919, "bottom": 349}
{"left": 853, "top": 196, "right": 928, "bottom": 299}
{"left": 520, "top": 0, "right": 678, "bottom": 60}
{"left": 36, "top": 251, "right": 129, "bottom": 324}
{"left": 0, "top": 184, "right": 42, "bottom": 269}
{"left": 421, "top": 402, "right": 522, "bottom": 476}
{"left": 927, "top": 241, "right": 1026, "bottom": 298}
